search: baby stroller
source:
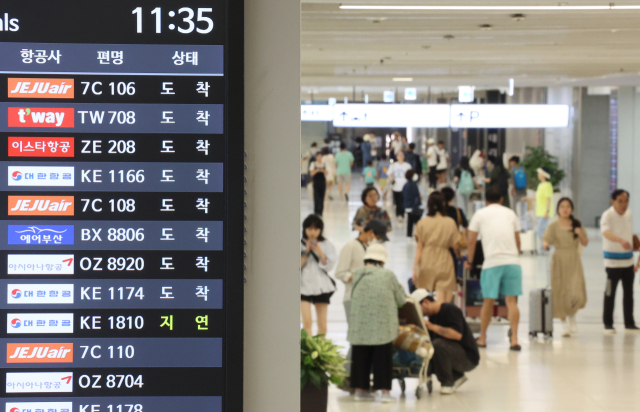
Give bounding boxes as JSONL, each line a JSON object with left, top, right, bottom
{"left": 392, "top": 295, "right": 435, "bottom": 398}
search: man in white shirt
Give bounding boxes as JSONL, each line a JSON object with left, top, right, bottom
{"left": 426, "top": 139, "right": 438, "bottom": 189}
{"left": 465, "top": 186, "right": 522, "bottom": 351}
{"left": 601, "top": 189, "right": 640, "bottom": 334}
{"left": 436, "top": 141, "right": 450, "bottom": 187}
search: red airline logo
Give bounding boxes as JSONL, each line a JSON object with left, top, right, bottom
{"left": 8, "top": 196, "right": 74, "bottom": 216}
{"left": 8, "top": 108, "right": 74, "bottom": 128}
{"left": 8, "top": 137, "right": 74, "bottom": 157}
{"left": 8, "top": 79, "right": 75, "bottom": 99}
{"left": 6, "top": 343, "right": 73, "bottom": 363}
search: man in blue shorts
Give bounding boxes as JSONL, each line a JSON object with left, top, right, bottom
{"left": 465, "top": 186, "right": 522, "bottom": 351}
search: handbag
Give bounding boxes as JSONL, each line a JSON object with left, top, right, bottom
{"left": 456, "top": 208, "right": 467, "bottom": 249}
{"left": 634, "top": 235, "right": 640, "bottom": 252}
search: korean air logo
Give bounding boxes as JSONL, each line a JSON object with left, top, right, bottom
{"left": 11, "top": 289, "right": 22, "bottom": 299}
{"left": 12, "top": 171, "right": 22, "bottom": 181}
{"left": 10, "top": 318, "right": 21, "bottom": 328}
{"left": 10, "top": 408, "right": 19, "bottom": 412}
{"left": 6, "top": 403, "right": 73, "bottom": 412}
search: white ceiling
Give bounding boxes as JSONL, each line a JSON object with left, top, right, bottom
{"left": 301, "top": 0, "right": 640, "bottom": 99}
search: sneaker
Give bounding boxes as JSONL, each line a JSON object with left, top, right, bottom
{"left": 569, "top": 315, "right": 579, "bottom": 334}
{"left": 453, "top": 375, "right": 468, "bottom": 391}
{"left": 440, "top": 386, "right": 455, "bottom": 395}
{"left": 604, "top": 326, "right": 616, "bottom": 335}
{"left": 379, "top": 392, "right": 395, "bottom": 403}
{"left": 625, "top": 325, "right": 640, "bottom": 334}
{"left": 354, "top": 391, "right": 375, "bottom": 402}
{"left": 562, "top": 318, "right": 571, "bottom": 337}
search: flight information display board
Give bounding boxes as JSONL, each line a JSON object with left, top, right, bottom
{"left": 0, "top": 1, "right": 244, "bottom": 412}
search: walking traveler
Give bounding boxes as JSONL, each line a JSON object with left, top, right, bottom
{"left": 442, "top": 187, "right": 468, "bottom": 279}
{"left": 352, "top": 187, "right": 392, "bottom": 233}
{"left": 534, "top": 167, "right": 554, "bottom": 253}
{"left": 387, "top": 151, "right": 413, "bottom": 222}
{"left": 509, "top": 156, "right": 527, "bottom": 210}
{"left": 436, "top": 141, "right": 450, "bottom": 187}
{"left": 300, "top": 215, "right": 337, "bottom": 336}
{"left": 362, "top": 134, "right": 373, "bottom": 168}
{"left": 348, "top": 244, "right": 406, "bottom": 403}
{"left": 404, "top": 143, "right": 422, "bottom": 176}
{"left": 335, "top": 143, "right": 355, "bottom": 201}
{"left": 412, "top": 289, "right": 479, "bottom": 395}
{"left": 301, "top": 142, "right": 318, "bottom": 188}
{"left": 466, "top": 186, "right": 523, "bottom": 350}
{"left": 403, "top": 169, "right": 423, "bottom": 238}
{"left": 426, "top": 138, "right": 439, "bottom": 189}
{"left": 413, "top": 191, "right": 461, "bottom": 304}
{"left": 309, "top": 152, "right": 327, "bottom": 216}
{"left": 377, "top": 153, "right": 391, "bottom": 200}
{"left": 453, "top": 155, "right": 480, "bottom": 216}
{"left": 362, "top": 159, "right": 377, "bottom": 188}
{"left": 486, "top": 156, "right": 511, "bottom": 208}
{"left": 542, "top": 197, "right": 589, "bottom": 337}
{"left": 600, "top": 189, "right": 640, "bottom": 334}
{"left": 391, "top": 132, "right": 404, "bottom": 160}
{"left": 321, "top": 147, "right": 336, "bottom": 201}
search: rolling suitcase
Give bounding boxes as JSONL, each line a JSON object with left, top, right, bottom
{"left": 529, "top": 288, "right": 553, "bottom": 338}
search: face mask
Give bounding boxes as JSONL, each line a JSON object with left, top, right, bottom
{"left": 412, "top": 173, "right": 419, "bottom": 182}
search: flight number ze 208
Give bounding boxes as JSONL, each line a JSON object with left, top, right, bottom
{"left": 80, "top": 257, "right": 145, "bottom": 271}
{"left": 81, "top": 228, "right": 144, "bottom": 242}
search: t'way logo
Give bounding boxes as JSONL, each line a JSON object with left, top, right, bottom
{"left": 8, "top": 79, "right": 74, "bottom": 98}
{"left": 8, "top": 108, "right": 74, "bottom": 128}
{"left": 6, "top": 343, "right": 73, "bottom": 363}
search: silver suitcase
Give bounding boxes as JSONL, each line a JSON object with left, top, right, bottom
{"left": 529, "top": 288, "right": 553, "bottom": 338}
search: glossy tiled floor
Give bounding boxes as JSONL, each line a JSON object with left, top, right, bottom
{"left": 301, "top": 179, "right": 640, "bottom": 412}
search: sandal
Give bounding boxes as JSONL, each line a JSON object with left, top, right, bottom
{"left": 510, "top": 344, "right": 522, "bottom": 351}
{"left": 475, "top": 339, "right": 487, "bottom": 348}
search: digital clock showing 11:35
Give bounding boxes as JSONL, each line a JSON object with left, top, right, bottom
{"left": 132, "top": 7, "right": 214, "bottom": 34}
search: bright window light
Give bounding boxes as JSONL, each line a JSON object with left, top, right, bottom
{"left": 339, "top": 5, "right": 640, "bottom": 11}
{"left": 393, "top": 77, "right": 413, "bottom": 82}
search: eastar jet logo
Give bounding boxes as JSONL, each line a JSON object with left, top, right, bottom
{"left": 7, "top": 343, "right": 73, "bottom": 363}
{"left": 8, "top": 137, "right": 74, "bottom": 157}
{"left": 8, "top": 108, "right": 74, "bottom": 128}
{"left": 8, "top": 79, "right": 74, "bottom": 98}
{"left": 8, "top": 196, "right": 74, "bottom": 216}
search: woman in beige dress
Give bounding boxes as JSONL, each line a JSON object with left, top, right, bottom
{"left": 542, "top": 197, "right": 589, "bottom": 337}
{"left": 412, "top": 191, "right": 461, "bottom": 303}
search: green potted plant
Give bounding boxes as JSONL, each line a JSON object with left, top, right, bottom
{"left": 300, "top": 330, "right": 347, "bottom": 412}
{"left": 520, "top": 146, "right": 565, "bottom": 190}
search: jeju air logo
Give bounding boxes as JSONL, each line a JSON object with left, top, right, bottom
{"left": 10, "top": 318, "right": 21, "bottom": 328}
{"left": 11, "top": 289, "right": 22, "bottom": 299}
{"left": 8, "top": 108, "right": 74, "bottom": 128}
{"left": 7, "top": 343, "right": 73, "bottom": 363}
{"left": 8, "top": 79, "right": 74, "bottom": 98}
{"left": 9, "top": 196, "right": 74, "bottom": 216}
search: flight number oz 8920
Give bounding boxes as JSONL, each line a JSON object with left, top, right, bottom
{"left": 79, "top": 257, "right": 145, "bottom": 271}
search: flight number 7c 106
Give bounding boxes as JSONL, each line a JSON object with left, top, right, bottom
{"left": 81, "top": 82, "right": 136, "bottom": 96}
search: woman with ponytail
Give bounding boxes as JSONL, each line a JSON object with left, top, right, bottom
{"left": 542, "top": 197, "right": 589, "bottom": 337}
{"left": 413, "top": 191, "right": 461, "bottom": 304}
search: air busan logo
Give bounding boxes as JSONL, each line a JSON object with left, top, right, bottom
{"left": 8, "top": 107, "right": 74, "bottom": 128}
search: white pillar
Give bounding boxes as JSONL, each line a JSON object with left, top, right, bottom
{"left": 245, "top": 0, "right": 301, "bottom": 410}
{"left": 617, "top": 86, "right": 640, "bottom": 232}
{"left": 545, "top": 87, "right": 575, "bottom": 198}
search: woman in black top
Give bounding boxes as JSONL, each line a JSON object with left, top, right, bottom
{"left": 309, "top": 152, "right": 327, "bottom": 216}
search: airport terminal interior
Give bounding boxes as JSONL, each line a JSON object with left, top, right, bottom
{"left": 299, "top": 2, "right": 640, "bottom": 411}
